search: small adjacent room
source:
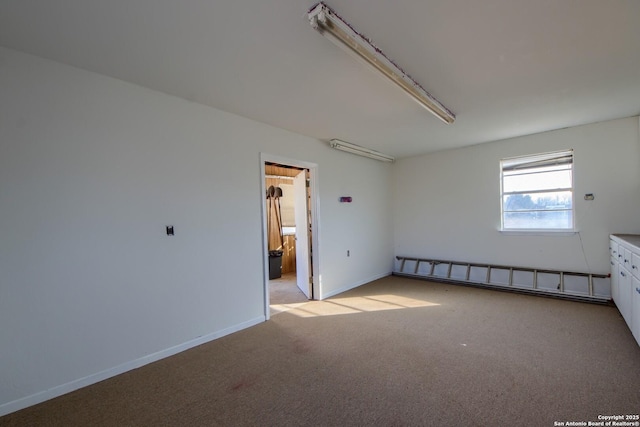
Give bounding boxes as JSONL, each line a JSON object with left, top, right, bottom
{"left": 264, "top": 162, "right": 310, "bottom": 312}
{"left": 1, "top": 0, "right": 639, "bottom": 424}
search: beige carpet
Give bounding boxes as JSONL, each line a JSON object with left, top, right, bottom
{"left": 3, "top": 276, "right": 639, "bottom": 426}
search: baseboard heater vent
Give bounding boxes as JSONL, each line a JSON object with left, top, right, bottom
{"left": 393, "top": 256, "right": 611, "bottom": 304}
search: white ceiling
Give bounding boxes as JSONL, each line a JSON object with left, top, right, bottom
{"left": 1, "top": 0, "right": 639, "bottom": 158}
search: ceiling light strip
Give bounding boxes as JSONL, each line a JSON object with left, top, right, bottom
{"left": 308, "top": 2, "right": 455, "bottom": 124}
{"left": 329, "top": 139, "right": 394, "bottom": 162}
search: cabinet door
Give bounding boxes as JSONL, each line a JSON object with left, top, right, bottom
{"left": 611, "top": 257, "right": 619, "bottom": 303}
{"left": 623, "top": 247, "right": 632, "bottom": 272}
{"left": 619, "top": 267, "right": 632, "bottom": 325}
{"left": 631, "top": 251, "right": 640, "bottom": 281}
{"left": 617, "top": 246, "right": 625, "bottom": 265}
{"left": 632, "top": 276, "right": 640, "bottom": 344}
{"left": 610, "top": 240, "right": 619, "bottom": 258}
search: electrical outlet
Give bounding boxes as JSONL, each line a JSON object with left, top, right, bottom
{"left": 347, "top": 250, "right": 350, "bottom": 257}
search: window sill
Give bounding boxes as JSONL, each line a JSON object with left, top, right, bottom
{"left": 499, "top": 229, "right": 578, "bottom": 236}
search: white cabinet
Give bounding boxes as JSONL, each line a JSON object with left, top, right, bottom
{"left": 632, "top": 275, "right": 640, "bottom": 342}
{"left": 610, "top": 234, "right": 640, "bottom": 347}
{"left": 632, "top": 252, "right": 640, "bottom": 280}
{"left": 618, "top": 265, "right": 632, "bottom": 325}
{"left": 631, "top": 249, "right": 640, "bottom": 343}
{"left": 611, "top": 256, "right": 619, "bottom": 305}
{"left": 623, "top": 247, "right": 633, "bottom": 275}
{"left": 610, "top": 240, "right": 619, "bottom": 262}
{"left": 610, "top": 240, "right": 621, "bottom": 306}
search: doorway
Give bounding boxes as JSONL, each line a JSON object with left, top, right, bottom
{"left": 261, "top": 155, "right": 319, "bottom": 319}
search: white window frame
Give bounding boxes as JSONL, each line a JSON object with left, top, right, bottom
{"left": 500, "top": 149, "right": 575, "bottom": 233}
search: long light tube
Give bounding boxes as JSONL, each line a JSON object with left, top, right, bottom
{"left": 308, "top": 2, "right": 455, "bottom": 124}
{"left": 329, "top": 139, "right": 395, "bottom": 162}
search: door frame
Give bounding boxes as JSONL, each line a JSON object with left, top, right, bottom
{"left": 260, "top": 153, "right": 320, "bottom": 320}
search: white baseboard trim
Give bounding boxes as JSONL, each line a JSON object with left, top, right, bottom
{"left": 0, "top": 315, "right": 265, "bottom": 417}
{"left": 320, "top": 272, "right": 391, "bottom": 299}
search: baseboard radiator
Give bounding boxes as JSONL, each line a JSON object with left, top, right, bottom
{"left": 393, "top": 256, "right": 611, "bottom": 304}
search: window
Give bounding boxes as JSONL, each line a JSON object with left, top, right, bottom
{"left": 500, "top": 149, "right": 574, "bottom": 231}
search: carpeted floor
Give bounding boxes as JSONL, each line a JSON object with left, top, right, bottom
{"left": 2, "top": 276, "right": 639, "bottom": 426}
{"left": 269, "top": 272, "right": 308, "bottom": 316}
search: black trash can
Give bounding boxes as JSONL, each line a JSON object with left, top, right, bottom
{"left": 268, "top": 250, "right": 283, "bottom": 280}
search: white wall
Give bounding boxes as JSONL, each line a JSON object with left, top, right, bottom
{"left": 316, "top": 149, "right": 394, "bottom": 298}
{"left": 0, "top": 47, "right": 393, "bottom": 414}
{"left": 275, "top": 183, "right": 295, "bottom": 227}
{"left": 393, "top": 116, "right": 640, "bottom": 274}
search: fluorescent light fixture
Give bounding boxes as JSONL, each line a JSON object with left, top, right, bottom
{"left": 329, "top": 139, "right": 394, "bottom": 162}
{"left": 308, "top": 2, "right": 455, "bottom": 124}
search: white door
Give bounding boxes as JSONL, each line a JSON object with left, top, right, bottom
{"left": 294, "top": 170, "right": 311, "bottom": 298}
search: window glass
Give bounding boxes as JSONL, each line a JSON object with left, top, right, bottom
{"left": 501, "top": 150, "right": 574, "bottom": 231}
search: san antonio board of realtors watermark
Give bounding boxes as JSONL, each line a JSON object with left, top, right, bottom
{"left": 554, "top": 415, "right": 640, "bottom": 426}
